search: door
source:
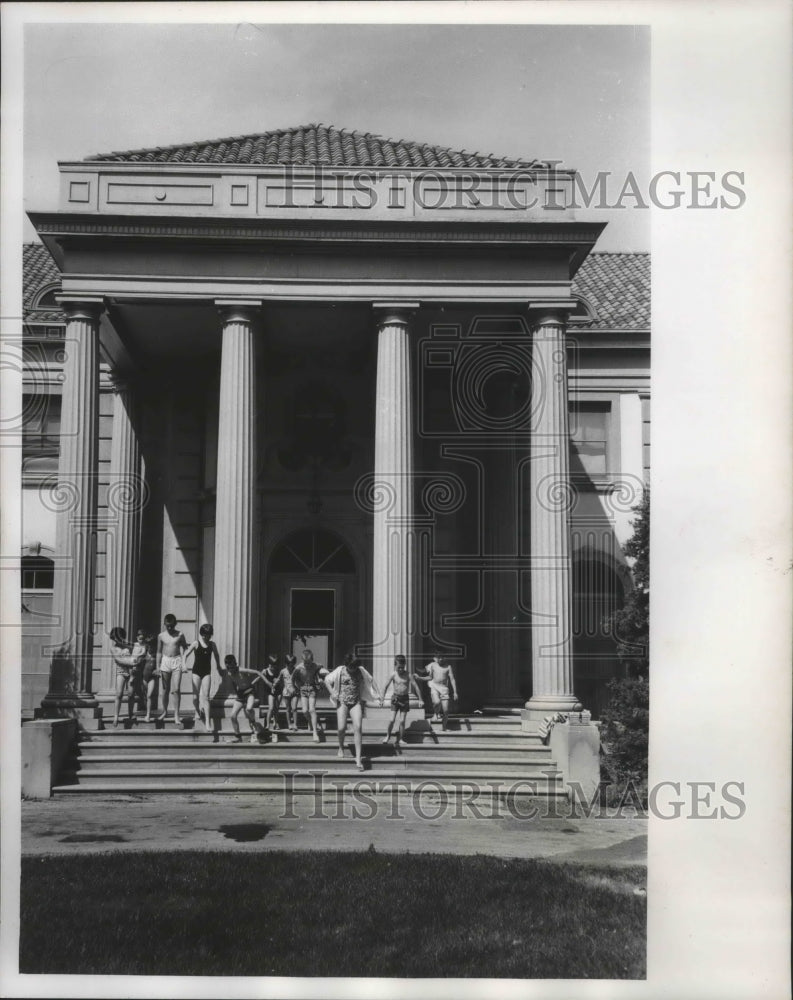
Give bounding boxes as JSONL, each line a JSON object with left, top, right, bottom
{"left": 265, "top": 528, "right": 358, "bottom": 669}
{"left": 290, "top": 586, "right": 336, "bottom": 664}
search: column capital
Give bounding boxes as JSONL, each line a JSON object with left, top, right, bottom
{"left": 372, "top": 301, "right": 420, "bottom": 328}
{"left": 527, "top": 301, "right": 576, "bottom": 330}
{"left": 215, "top": 299, "right": 262, "bottom": 325}
{"left": 56, "top": 295, "right": 105, "bottom": 322}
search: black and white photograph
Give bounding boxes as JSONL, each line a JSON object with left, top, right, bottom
{"left": 1, "top": 2, "right": 790, "bottom": 998}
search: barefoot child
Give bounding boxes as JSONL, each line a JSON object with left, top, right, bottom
{"left": 128, "top": 629, "right": 151, "bottom": 721}
{"left": 182, "top": 623, "right": 221, "bottom": 732}
{"left": 261, "top": 654, "right": 282, "bottom": 733}
{"left": 279, "top": 654, "right": 299, "bottom": 731}
{"left": 218, "top": 655, "right": 269, "bottom": 744}
{"left": 416, "top": 655, "right": 458, "bottom": 730}
{"left": 156, "top": 613, "right": 187, "bottom": 728}
{"left": 109, "top": 627, "right": 146, "bottom": 728}
{"left": 380, "top": 654, "right": 422, "bottom": 750}
{"left": 325, "top": 653, "right": 381, "bottom": 771}
{"left": 292, "top": 648, "right": 328, "bottom": 742}
{"left": 135, "top": 631, "right": 158, "bottom": 722}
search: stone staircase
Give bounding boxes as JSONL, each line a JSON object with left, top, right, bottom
{"left": 52, "top": 707, "right": 567, "bottom": 800}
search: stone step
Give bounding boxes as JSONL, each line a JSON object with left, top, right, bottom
{"left": 96, "top": 713, "right": 527, "bottom": 735}
{"left": 72, "top": 753, "right": 556, "bottom": 771}
{"left": 80, "top": 728, "right": 539, "bottom": 745}
{"left": 75, "top": 745, "right": 551, "bottom": 763}
{"left": 55, "top": 769, "right": 565, "bottom": 791}
{"left": 52, "top": 777, "right": 568, "bottom": 798}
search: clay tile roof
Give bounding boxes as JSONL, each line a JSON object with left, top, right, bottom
{"left": 22, "top": 243, "right": 62, "bottom": 320}
{"left": 571, "top": 252, "right": 650, "bottom": 330}
{"left": 85, "top": 124, "right": 547, "bottom": 169}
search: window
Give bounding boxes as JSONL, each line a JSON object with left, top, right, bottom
{"left": 569, "top": 402, "right": 610, "bottom": 477}
{"left": 21, "top": 556, "right": 54, "bottom": 591}
{"left": 270, "top": 529, "right": 355, "bottom": 574}
{"left": 23, "top": 394, "right": 61, "bottom": 453}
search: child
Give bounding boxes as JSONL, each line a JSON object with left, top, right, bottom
{"left": 109, "top": 627, "right": 146, "bottom": 728}
{"left": 129, "top": 629, "right": 152, "bottom": 720}
{"left": 416, "top": 654, "right": 440, "bottom": 720}
{"left": 291, "top": 648, "right": 328, "bottom": 743}
{"left": 156, "top": 613, "right": 187, "bottom": 727}
{"left": 325, "top": 653, "right": 381, "bottom": 771}
{"left": 279, "top": 654, "right": 299, "bottom": 731}
{"left": 182, "top": 623, "right": 221, "bottom": 732}
{"left": 380, "top": 654, "right": 422, "bottom": 750}
{"left": 261, "top": 654, "right": 282, "bottom": 733}
{"left": 137, "top": 632, "right": 159, "bottom": 723}
{"left": 217, "top": 655, "right": 269, "bottom": 745}
{"left": 415, "top": 655, "right": 458, "bottom": 730}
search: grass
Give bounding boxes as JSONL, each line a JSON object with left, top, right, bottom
{"left": 21, "top": 850, "right": 646, "bottom": 978}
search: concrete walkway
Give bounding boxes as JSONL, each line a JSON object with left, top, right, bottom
{"left": 21, "top": 793, "right": 647, "bottom": 868}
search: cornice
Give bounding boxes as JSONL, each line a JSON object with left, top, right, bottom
{"left": 29, "top": 213, "right": 605, "bottom": 247}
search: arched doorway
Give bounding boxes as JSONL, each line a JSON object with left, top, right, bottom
{"left": 265, "top": 528, "right": 358, "bottom": 668}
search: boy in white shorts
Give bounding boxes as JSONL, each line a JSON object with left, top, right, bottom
{"left": 156, "top": 613, "right": 187, "bottom": 728}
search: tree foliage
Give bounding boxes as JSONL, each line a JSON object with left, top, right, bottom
{"left": 606, "top": 488, "right": 649, "bottom": 678}
{"left": 600, "top": 490, "right": 650, "bottom": 803}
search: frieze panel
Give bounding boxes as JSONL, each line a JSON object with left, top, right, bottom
{"left": 56, "top": 164, "right": 579, "bottom": 224}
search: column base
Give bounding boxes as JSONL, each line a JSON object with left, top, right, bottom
{"left": 522, "top": 694, "right": 583, "bottom": 722}
{"left": 483, "top": 699, "right": 525, "bottom": 714}
{"left": 38, "top": 695, "right": 102, "bottom": 731}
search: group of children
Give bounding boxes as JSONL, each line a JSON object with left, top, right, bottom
{"left": 108, "top": 615, "right": 460, "bottom": 766}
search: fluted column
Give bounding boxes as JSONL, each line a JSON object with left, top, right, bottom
{"left": 371, "top": 306, "right": 415, "bottom": 688}
{"left": 102, "top": 375, "right": 145, "bottom": 693}
{"left": 525, "top": 310, "right": 582, "bottom": 718}
{"left": 45, "top": 299, "right": 102, "bottom": 704}
{"left": 212, "top": 302, "right": 259, "bottom": 668}
{"left": 486, "top": 447, "right": 522, "bottom": 703}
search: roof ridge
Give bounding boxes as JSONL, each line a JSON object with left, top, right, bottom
{"left": 86, "top": 122, "right": 326, "bottom": 161}
{"left": 84, "top": 123, "right": 545, "bottom": 169}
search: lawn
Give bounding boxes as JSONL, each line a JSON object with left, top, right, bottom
{"left": 20, "top": 850, "right": 646, "bottom": 978}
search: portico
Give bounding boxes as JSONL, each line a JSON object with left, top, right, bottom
{"left": 31, "top": 125, "right": 614, "bottom": 725}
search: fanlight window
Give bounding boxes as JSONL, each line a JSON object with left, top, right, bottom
{"left": 270, "top": 529, "right": 355, "bottom": 574}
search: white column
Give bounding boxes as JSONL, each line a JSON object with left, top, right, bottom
{"left": 102, "top": 375, "right": 144, "bottom": 692}
{"left": 212, "top": 302, "right": 259, "bottom": 669}
{"left": 371, "top": 307, "right": 415, "bottom": 688}
{"left": 485, "top": 448, "right": 522, "bottom": 703}
{"left": 45, "top": 299, "right": 102, "bottom": 703}
{"left": 526, "top": 310, "right": 581, "bottom": 718}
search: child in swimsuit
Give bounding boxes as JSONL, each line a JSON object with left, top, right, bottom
{"left": 325, "top": 653, "right": 381, "bottom": 771}
{"left": 292, "top": 649, "right": 328, "bottom": 743}
{"left": 218, "top": 655, "right": 269, "bottom": 744}
{"left": 129, "top": 629, "right": 151, "bottom": 719}
{"left": 380, "top": 654, "right": 422, "bottom": 750}
{"left": 183, "top": 623, "right": 220, "bottom": 732}
{"left": 261, "top": 654, "right": 282, "bottom": 733}
{"left": 134, "top": 630, "right": 158, "bottom": 722}
{"left": 156, "top": 613, "right": 187, "bottom": 728}
{"left": 109, "top": 626, "right": 146, "bottom": 728}
{"left": 279, "top": 654, "right": 299, "bottom": 731}
{"left": 416, "top": 655, "right": 458, "bottom": 730}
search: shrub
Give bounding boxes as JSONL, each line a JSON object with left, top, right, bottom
{"left": 600, "top": 490, "right": 650, "bottom": 804}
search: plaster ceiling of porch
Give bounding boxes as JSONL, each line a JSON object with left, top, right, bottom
{"left": 109, "top": 300, "right": 374, "bottom": 361}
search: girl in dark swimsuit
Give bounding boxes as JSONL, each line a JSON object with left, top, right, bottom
{"left": 183, "top": 623, "right": 221, "bottom": 732}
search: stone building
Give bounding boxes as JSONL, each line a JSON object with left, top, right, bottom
{"left": 22, "top": 124, "right": 650, "bottom": 726}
